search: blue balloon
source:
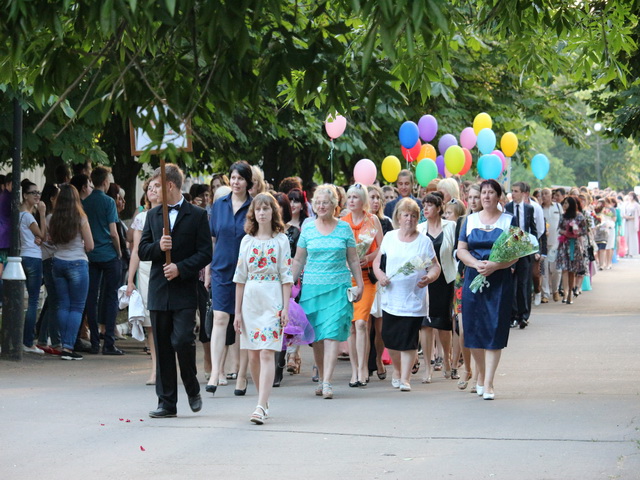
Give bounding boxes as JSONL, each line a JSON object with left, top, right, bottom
{"left": 476, "top": 128, "right": 497, "bottom": 155}
{"left": 478, "top": 154, "right": 502, "bottom": 179}
{"left": 398, "top": 121, "right": 420, "bottom": 149}
{"left": 531, "top": 153, "right": 550, "bottom": 180}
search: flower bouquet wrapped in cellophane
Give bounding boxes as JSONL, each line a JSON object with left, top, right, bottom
{"left": 469, "top": 226, "right": 539, "bottom": 293}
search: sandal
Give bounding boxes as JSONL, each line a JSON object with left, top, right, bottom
{"left": 311, "top": 365, "right": 319, "bottom": 382}
{"left": 250, "top": 405, "right": 268, "bottom": 425}
{"left": 226, "top": 372, "right": 238, "bottom": 380}
{"left": 322, "top": 382, "right": 333, "bottom": 399}
{"left": 457, "top": 371, "right": 472, "bottom": 390}
{"left": 286, "top": 354, "right": 301, "bottom": 375}
{"left": 411, "top": 361, "right": 420, "bottom": 375}
{"left": 451, "top": 368, "right": 460, "bottom": 380}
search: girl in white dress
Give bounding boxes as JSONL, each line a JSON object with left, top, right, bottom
{"left": 234, "top": 193, "right": 293, "bottom": 424}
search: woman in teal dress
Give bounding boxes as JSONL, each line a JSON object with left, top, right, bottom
{"left": 292, "top": 184, "right": 364, "bottom": 399}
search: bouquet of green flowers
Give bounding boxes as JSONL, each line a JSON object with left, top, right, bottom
{"left": 469, "top": 226, "right": 539, "bottom": 293}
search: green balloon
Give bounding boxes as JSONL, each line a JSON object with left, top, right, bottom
{"left": 416, "top": 159, "right": 438, "bottom": 187}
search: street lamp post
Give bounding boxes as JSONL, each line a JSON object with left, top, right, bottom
{"left": 586, "top": 122, "right": 603, "bottom": 188}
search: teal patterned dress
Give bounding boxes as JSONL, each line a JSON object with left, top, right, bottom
{"left": 298, "top": 220, "right": 356, "bottom": 342}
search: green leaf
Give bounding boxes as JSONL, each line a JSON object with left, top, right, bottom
{"left": 165, "top": 0, "right": 176, "bottom": 17}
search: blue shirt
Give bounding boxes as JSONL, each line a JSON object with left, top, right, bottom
{"left": 383, "top": 194, "right": 423, "bottom": 218}
{"left": 82, "top": 189, "right": 118, "bottom": 262}
{"left": 209, "top": 193, "right": 252, "bottom": 313}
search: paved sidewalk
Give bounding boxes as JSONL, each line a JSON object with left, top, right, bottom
{"left": 1, "top": 259, "right": 639, "bottom": 479}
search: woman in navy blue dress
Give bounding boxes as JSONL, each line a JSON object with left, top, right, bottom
{"left": 206, "top": 161, "right": 253, "bottom": 395}
{"left": 457, "top": 180, "right": 517, "bottom": 400}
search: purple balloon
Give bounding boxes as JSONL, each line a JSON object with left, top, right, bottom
{"left": 438, "top": 134, "right": 458, "bottom": 155}
{"left": 418, "top": 115, "right": 438, "bottom": 142}
{"left": 460, "top": 127, "right": 477, "bottom": 150}
{"left": 436, "top": 155, "right": 445, "bottom": 177}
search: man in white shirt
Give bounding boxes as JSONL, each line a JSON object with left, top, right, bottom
{"left": 541, "top": 188, "right": 563, "bottom": 302}
{"left": 524, "top": 186, "right": 545, "bottom": 306}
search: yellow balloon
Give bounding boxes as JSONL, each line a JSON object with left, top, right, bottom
{"left": 473, "top": 112, "right": 492, "bottom": 135}
{"left": 501, "top": 132, "right": 518, "bottom": 157}
{"left": 444, "top": 145, "right": 465, "bottom": 175}
{"left": 381, "top": 155, "right": 402, "bottom": 183}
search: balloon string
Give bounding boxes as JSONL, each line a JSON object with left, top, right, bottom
{"left": 329, "top": 139, "right": 335, "bottom": 183}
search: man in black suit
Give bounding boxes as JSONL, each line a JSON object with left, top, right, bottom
{"left": 383, "top": 169, "right": 423, "bottom": 218}
{"left": 505, "top": 182, "right": 537, "bottom": 329}
{"left": 138, "top": 164, "right": 212, "bottom": 418}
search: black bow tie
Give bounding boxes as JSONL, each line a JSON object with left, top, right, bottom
{"left": 168, "top": 204, "right": 180, "bottom": 212}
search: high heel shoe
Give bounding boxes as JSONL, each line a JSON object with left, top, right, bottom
{"left": 322, "top": 382, "right": 333, "bottom": 399}
{"left": 205, "top": 383, "right": 218, "bottom": 395}
{"left": 234, "top": 378, "right": 247, "bottom": 396}
{"left": 311, "top": 365, "right": 319, "bottom": 382}
{"left": 286, "top": 354, "right": 301, "bottom": 375}
{"left": 476, "top": 384, "right": 485, "bottom": 396}
{"left": 567, "top": 292, "right": 574, "bottom": 305}
{"left": 457, "top": 371, "right": 472, "bottom": 390}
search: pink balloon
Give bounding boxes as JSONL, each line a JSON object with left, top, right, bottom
{"left": 460, "top": 127, "right": 477, "bottom": 150}
{"left": 492, "top": 150, "right": 506, "bottom": 172}
{"left": 353, "top": 159, "right": 377, "bottom": 186}
{"left": 325, "top": 115, "right": 347, "bottom": 139}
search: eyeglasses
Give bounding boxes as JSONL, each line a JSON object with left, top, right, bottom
{"left": 27, "top": 191, "right": 41, "bottom": 196}
{"left": 315, "top": 201, "right": 331, "bottom": 207}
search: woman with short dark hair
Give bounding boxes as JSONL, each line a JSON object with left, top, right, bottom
{"left": 456, "top": 179, "right": 518, "bottom": 400}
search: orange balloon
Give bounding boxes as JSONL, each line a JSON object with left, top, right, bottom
{"left": 417, "top": 143, "right": 437, "bottom": 161}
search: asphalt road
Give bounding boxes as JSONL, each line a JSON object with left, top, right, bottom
{"left": 1, "top": 258, "right": 638, "bottom": 479}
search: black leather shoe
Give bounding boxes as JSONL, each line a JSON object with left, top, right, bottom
{"left": 102, "top": 346, "right": 125, "bottom": 355}
{"left": 205, "top": 384, "right": 217, "bottom": 395}
{"left": 188, "top": 394, "right": 202, "bottom": 413}
{"left": 519, "top": 320, "right": 528, "bottom": 329}
{"left": 149, "top": 408, "right": 176, "bottom": 418}
{"left": 510, "top": 320, "right": 518, "bottom": 328}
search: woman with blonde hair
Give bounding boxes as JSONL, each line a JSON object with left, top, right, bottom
{"left": 373, "top": 198, "right": 440, "bottom": 391}
{"left": 233, "top": 193, "right": 293, "bottom": 424}
{"left": 292, "top": 184, "right": 364, "bottom": 399}
{"left": 342, "top": 184, "right": 383, "bottom": 387}
{"left": 437, "top": 178, "right": 461, "bottom": 204}
{"left": 127, "top": 177, "right": 161, "bottom": 384}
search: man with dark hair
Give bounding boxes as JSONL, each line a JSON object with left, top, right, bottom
{"left": 505, "top": 182, "right": 537, "bottom": 329}
{"left": 552, "top": 188, "right": 566, "bottom": 204}
{"left": 82, "top": 166, "right": 124, "bottom": 355}
{"left": 138, "top": 164, "right": 212, "bottom": 418}
{"left": 383, "top": 169, "right": 423, "bottom": 217}
{"left": 54, "top": 164, "right": 71, "bottom": 185}
{"left": 69, "top": 174, "right": 93, "bottom": 200}
{"left": 72, "top": 161, "right": 92, "bottom": 177}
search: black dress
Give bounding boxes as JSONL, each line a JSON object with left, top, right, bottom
{"left": 423, "top": 230, "right": 453, "bottom": 331}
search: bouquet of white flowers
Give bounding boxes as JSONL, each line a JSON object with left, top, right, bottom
{"left": 355, "top": 232, "right": 375, "bottom": 260}
{"left": 381, "top": 255, "right": 431, "bottom": 292}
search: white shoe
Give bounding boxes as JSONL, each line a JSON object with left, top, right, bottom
{"left": 476, "top": 384, "right": 484, "bottom": 396}
{"left": 483, "top": 391, "right": 495, "bottom": 400}
{"left": 23, "top": 345, "right": 44, "bottom": 355}
{"left": 399, "top": 383, "right": 411, "bottom": 392}
{"left": 391, "top": 377, "right": 401, "bottom": 388}
{"left": 534, "top": 293, "right": 541, "bottom": 306}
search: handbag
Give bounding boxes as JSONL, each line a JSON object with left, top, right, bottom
{"left": 346, "top": 286, "right": 358, "bottom": 303}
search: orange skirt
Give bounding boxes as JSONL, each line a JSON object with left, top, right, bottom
{"left": 352, "top": 273, "right": 376, "bottom": 322}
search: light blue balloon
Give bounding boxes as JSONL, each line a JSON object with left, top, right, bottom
{"left": 478, "top": 154, "right": 502, "bottom": 179}
{"left": 476, "top": 128, "right": 497, "bottom": 155}
{"left": 399, "top": 121, "right": 420, "bottom": 149}
{"left": 531, "top": 153, "right": 550, "bottom": 180}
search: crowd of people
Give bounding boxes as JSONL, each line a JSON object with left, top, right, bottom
{"left": 1, "top": 160, "right": 639, "bottom": 423}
